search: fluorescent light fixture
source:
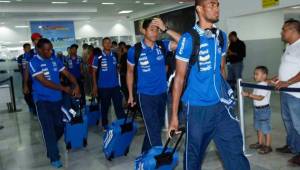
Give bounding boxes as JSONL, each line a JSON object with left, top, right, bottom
{"left": 118, "top": 10, "right": 133, "bottom": 14}
{"left": 0, "top": 1, "right": 11, "bottom": 3}
{"left": 82, "top": 0, "right": 87, "bottom": 2}
{"left": 178, "top": 1, "right": 184, "bottom": 4}
{"left": 135, "top": 1, "right": 141, "bottom": 3}
{"left": 15, "top": 25, "right": 29, "bottom": 28}
{"left": 16, "top": 0, "right": 22, "bottom": 1}
{"left": 0, "top": 22, "right": 5, "bottom": 25}
{"left": 144, "top": 2, "right": 155, "bottom": 5}
{"left": 51, "top": 1, "right": 69, "bottom": 4}
{"left": 102, "top": 2, "right": 115, "bottom": 5}
{"left": 291, "top": 6, "right": 300, "bottom": 9}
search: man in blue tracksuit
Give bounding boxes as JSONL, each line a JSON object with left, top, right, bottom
{"left": 127, "top": 18, "right": 180, "bottom": 153}
{"left": 92, "top": 37, "right": 125, "bottom": 130}
{"left": 65, "top": 44, "right": 85, "bottom": 106}
{"left": 169, "top": 0, "right": 250, "bottom": 169}
{"left": 29, "top": 38, "right": 80, "bottom": 168}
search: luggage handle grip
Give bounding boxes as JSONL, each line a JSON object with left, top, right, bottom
{"left": 123, "top": 106, "right": 137, "bottom": 125}
{"left": 162, "top": 127, "right": 186, "bottom": 155}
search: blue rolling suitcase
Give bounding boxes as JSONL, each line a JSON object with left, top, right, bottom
{"left": 134, "top": 128, "right": 185, "bottom": 170}
{"left": 62, "top": 98, "right": 88, "bottom": 151}
{"left": 103, "top": 108, "right": 138, "bottom": 161}
{"left": 85, "top": 98, "right": 101, "bottom": 127}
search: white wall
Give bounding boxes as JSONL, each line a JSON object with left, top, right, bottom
{"left": 74, "top": 17, "right": 133, "bottom": 39}
{"left": 226, "top": 10, "right": 285, "bottom": 41}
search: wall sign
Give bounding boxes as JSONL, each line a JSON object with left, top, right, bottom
{"left": 262, "top": 0, "right": 279, "bottom": 9}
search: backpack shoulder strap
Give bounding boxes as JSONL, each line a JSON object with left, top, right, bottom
{"left": 217, "top": 30, "right": 225, "bottom": 51}
{"left": 187, "top": 29, "right": 201, "bottom": 66}
{"left": 134, "top": 42, "right": 142, "bottom": 66}
{"left": 156, "top": 40, "right": 167, "bottom": 56}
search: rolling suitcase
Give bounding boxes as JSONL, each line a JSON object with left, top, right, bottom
{"left": 85, "top": 98, "right": 101, "bottom": 126}
{"left": 103, "top": 107, "right": 138, "bottom": 161}
{"left": 134, "top": 127, "right": 185, "bottom": 170}
{"left": 62, "top": 98, "right": 88, "bottom": 151}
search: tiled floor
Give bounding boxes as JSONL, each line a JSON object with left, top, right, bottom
{"left": 0, "top": 62, "right": 299, "bottom": 170}
{"left": 0, "top": 93, "right": 299, "bottom": 170}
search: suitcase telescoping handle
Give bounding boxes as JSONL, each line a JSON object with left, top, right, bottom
{"left": 123, "top": 106, "right": 137, "bottom": 125}
{"left": 162, "top": 127, "right": 186, "bottom": 155}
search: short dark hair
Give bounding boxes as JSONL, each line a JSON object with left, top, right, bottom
{"left": 70, "top": 44, "right": 78, "bottom": 49}
{"left": 255, "top": 66, "right": 268, "bottom": 75}
{"left": 229, "top": 31, "right": 237, "bottom": 37}
{"left": 112, "top": 41, "right": 117, "bottom": 45}
{"left": 37, "top": 38, "right": 52, "bottom": 49}
{"left": 142, "top": 18, "right": 154, "bottom": 29}
{"left": 93, "top": 47, "right": 102, "bottom": 56}
{"left": 23, "top": 43, "right": 31, "bottom": 49}
{"left": 103, "top": 37, "right": 111, "bottom": 44}
{"left": 118, "top": 41, "right": 126, "bottom": 47}
{"left": 284, "top": 19, "right": 300, "bottom": 34}
{"left": 195, "top": 0, "right": 206, "bottom": 6}
{"left": 82, "top": 43, "right": 89, "bottom": 49}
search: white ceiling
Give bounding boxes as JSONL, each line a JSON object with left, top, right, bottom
{"left": 0, "top": 0, "right": 194, "bottom": 21}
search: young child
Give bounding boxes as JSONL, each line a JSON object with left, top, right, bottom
{"left": 242, "top": 66, "right": 272, "bottom": 154}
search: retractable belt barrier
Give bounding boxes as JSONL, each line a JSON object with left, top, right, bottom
{"left": 237, "top": 78, "right": 300, "bottom": 156}
{"left": 0, "top": 76, "right": 17, "bottom": 112}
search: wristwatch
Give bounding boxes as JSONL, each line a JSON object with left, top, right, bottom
{"left": 163, "top": 26, "right": 169, "bottom": 33}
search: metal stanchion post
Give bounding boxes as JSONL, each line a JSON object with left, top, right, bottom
{"left": 9, "top": 76, "right": 17, "bottom": 112}
{"left": 237, "top": 79, "right": 246, "bottom": 154}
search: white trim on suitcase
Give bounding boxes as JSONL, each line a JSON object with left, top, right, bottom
{"left": 138, "top": 94, "right": 153, "bottom": 147}
{"left": 185, "top": 102, "right": 190, "bottom": 170}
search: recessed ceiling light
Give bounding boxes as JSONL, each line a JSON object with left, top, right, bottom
{"left": 102, "top": 2, "right": 115, "bottom": 5}
{"left": 178, "top": 1, "right": 184, "bottom": 4}
{"left": 0, "top": 1, "right": 11, "bottom": 3}
{"left": 51, "top": 1, "right": 69, "bottom": 4}
{"left": 144, "top": 2, "right": 155, "bottom": 5}
{"left": 15, "top": 25, "right": 29, "bottom": 28}
{"left": 135, "top": 1, "right": 140, "bottom": 3}
{"left": 82, "top": 0, "right": 87, "bottom": 2}
{"left": 118, "top": 10, "right": 133, "bottom": 14}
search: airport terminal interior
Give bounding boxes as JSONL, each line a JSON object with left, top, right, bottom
{"left": 0, "top": 0, "right": 300, "bottom": 170}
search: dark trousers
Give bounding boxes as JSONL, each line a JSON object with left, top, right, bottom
{"left": 24, "top": 92, "right": 37, "bottom": 116}
{"left": 184, "top": 102, "right": 250, "bottom": 170}
{"left": 36, "top": 100, "right": 64, "bottom": 162}
{"left": 227, "top": 62, "right": 243, "bottom": 90}
{"left": 138, "top": 93, "right": 167, "bottom": 153}
{"left": 77, "top": 78, "right": 86, "bottom": 106}
{"left": 120, "top": 75, "right": 129, "bottom": 101}
{"left": 99, "top": 86, "right": 125, "bottom": 128}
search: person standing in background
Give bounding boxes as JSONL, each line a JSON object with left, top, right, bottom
{"left": 226, "top": 31, "right": 246, "bottom": 90}
{"left": 22, "top": 33, "right": 43, "bottom": 118}
{"left": 65, "top": 44, "right": 85, "bottom": 106}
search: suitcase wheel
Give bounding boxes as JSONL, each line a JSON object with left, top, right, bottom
{"left": 107, "top": 152, "right": 114, "bottom": 161}
{"left": 66, "top": 142, "right": 71, "bottom": 151}
{"left": 124, "top": 146, "right": 130, "bottom": 156}
{"left": 83, "top": 138, "right": 88, "bottom": 147}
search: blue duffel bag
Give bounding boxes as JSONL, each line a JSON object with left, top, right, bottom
{"left": 62, "top": 98, "right": 88, "bottom": 151}
{"left": 103, "top": 107, "right": 138, "bottom": 161}
{"left": 85, "top": 97, "right": 101, "bottom": 127}
{"left": 134, "top": 127, "right": 185, "bottom": 170}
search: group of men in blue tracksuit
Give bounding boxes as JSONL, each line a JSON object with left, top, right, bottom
{"left": 19, "top": 0, "right": 251, "bottom": 169}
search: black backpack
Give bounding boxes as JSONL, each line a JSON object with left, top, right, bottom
{"left": 132, "top": 40, "right": 167, "bottom": 86}
{"left": 186, "top": 28, "right": 224, "bottom": 77}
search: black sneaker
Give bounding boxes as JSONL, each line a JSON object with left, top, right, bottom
{"left": 276, "top": 145, "right": 292, "bottom": 154}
